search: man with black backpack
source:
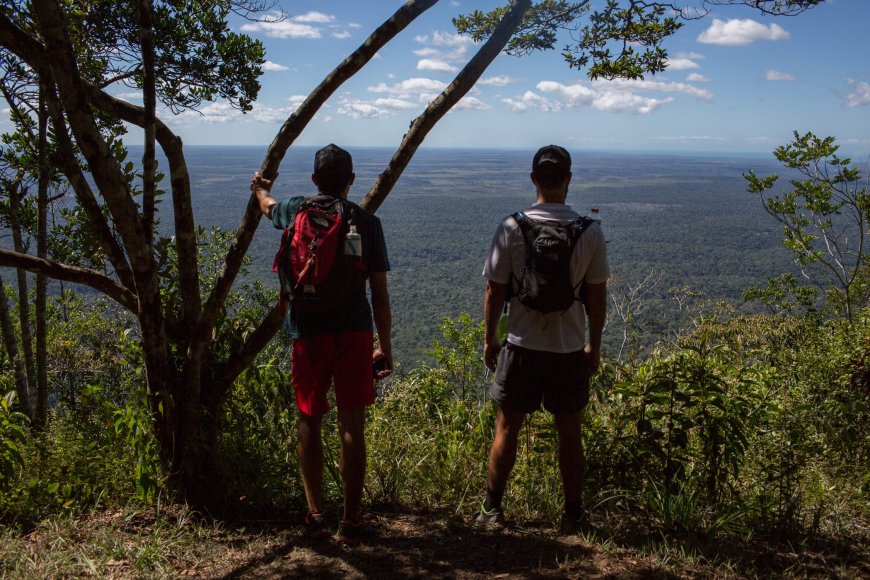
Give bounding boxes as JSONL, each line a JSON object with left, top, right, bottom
{"left": 476, "top": 145, "right": 609, "bottom": 531}
{"left": 251, "top": 144, "right": 392, "bottom": 545}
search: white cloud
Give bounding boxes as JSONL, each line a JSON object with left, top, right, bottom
{"left": 520, "top": 80, "right": 690, "bottom": 115}
{"left": 666, "top": 58, "right": 700, "bottom": 71}
{"left": 479, "top": 75, "right": 516, "bottom": 86}
{"left": 292, "top": 11, "right": 334, "bottom": 24}
{"left": 685, "top": 73, "right": 709, "bottom": 82}
{"left": 241, "top": 20, "right": 321, "bottom": 39}
{"left": 372, "top": 97, "right": 417, "bottom": 110}
{"left": 454, "top": 96, "right": 490, "bottom": 111}
{"left": 240, "top": 11, "right": 342, "bottom": 39}
{"left": 594, "top": 78, "right": 713, "bottom": 100}
{"left": 697, "top": 18, "right": 790, "bottom": 46}
{"left": 368, "top": 77, "right": 447, "bottom": 97}
{"left": 844, "top": 79, "right": 870, "bottom": 108}
{"left": 262, "top": 61, "right": 289, "bottom": 71}
{"left": 502, "top": 91, "right": 561, "bottom": 113}
{"left": 413, "top": 47, "right": 440, "bottom": 57}
{"left": 674, "top": 51, "right": 705, "bottom": 60}
{"left": 417, "top": 59, "right": 458, "bottom": 73}
{"left": 116, "top": 92, "right": 143, "bottom": 100}
{"left": 765, "top": 69, "right": 796, "bottom": 81}
{"left": 413, "top": 30, "right": 476, "bottom": 62}
{"left": 337, "top": 100, "right": 391, "bottom": 119}
{"left": 348, "top": 23, "right": 362, "bottom": 29}
{"left": 171, "top": 99, "right": 304, "bottom": 126}
{"left": 331, "top": 30, "right": 351, "bottom": 40}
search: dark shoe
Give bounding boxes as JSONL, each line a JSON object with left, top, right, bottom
{"left": 473, "top": 505, "right": 506, "bottom": 530}
{"left": 337, "top": 514, "right": 366, "bottom": 546}
{"left": 303, "top": 512, "right": 331, "bottom": 540}
{"left": 559, "top": 508, "right": 589, "bottom": 535}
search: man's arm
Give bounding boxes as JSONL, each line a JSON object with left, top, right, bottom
{"left": 483, "top": 280, "right": 508, "bottom": 371}
{"left": 251, "top": 172, "right": 278, "bottom": 217}
{"left": 584, "top": 281, "right": 606, "bottom": 374}
{"left": 369, "top": 271, "right": 393, "bottom": 378}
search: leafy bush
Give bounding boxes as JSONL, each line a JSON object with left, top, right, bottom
{"left": 0, "top": 391, "right": 28, "bottom": 496}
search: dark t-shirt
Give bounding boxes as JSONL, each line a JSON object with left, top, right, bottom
{"left": 271, "top": 195, "right": 390, "bottom": 338}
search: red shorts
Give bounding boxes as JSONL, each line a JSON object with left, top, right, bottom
{"left": 291, "top": 331, "right": 375, "bottom": 416}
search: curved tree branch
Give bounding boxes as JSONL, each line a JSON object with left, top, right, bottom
{"left": 0, "top": 249, "right": 138, "bottom": 313}
{"left": 362, "top": 0, "right": 532, "bottom": 212}
{"left": 220, "top": 303, "right": 284, "bottom": 387}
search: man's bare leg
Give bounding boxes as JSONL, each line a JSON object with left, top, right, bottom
{"left": 486, "top": 407, "right": 527, "bottom": 506}
{"left": 337, "top": 405, "right": 366, "bottom": 520}
{"left": 298, "top": 412, "right": 324, "bottom": 515}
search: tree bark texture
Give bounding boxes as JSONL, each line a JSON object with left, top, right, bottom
{"left": 0, "top": 274, "right": 32, "bottom": 419}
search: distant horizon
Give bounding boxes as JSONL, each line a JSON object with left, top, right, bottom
{"left": 131, "top": 143, "right": 782, "bottom": 160}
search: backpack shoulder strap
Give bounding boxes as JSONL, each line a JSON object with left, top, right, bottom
{"left": 568, "top": 216, "right": 595, "bottom": 247}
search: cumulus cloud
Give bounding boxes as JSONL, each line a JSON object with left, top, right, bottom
{"left": 417, "top": 59, "right": 458, "bottom": 73}
{"left": 413, "top": 30, "right": 476, "bottom": 63}
{"left": 337, "top": 96, "right": 420, "bottom": 119}
{"left": 337, "top": 101, "right": 392, "bottom": 119}
{"left": 667, "top": 58, "right": 700, "bottom": 71}
{"left": 505, "top": 78, "right": 709, "bottom": 115}
{"left": 685, "top": 73, "right": 709, "bottom": 82}
{"left": 502, "top": 91, "right": 561, "bottom": 113}
{"left": 116, "top": 92, "right": 143, "bottom": 101}
{"left": 368, "top": 77, "right": 447, "bottom": 97}
{"left": 454, "top": 96, "right": 490, "bottom": 111}
{"left": 331, "top": 30, "right": 351, "bottom": 39}
{"left": 240, "top": 11, "right": 339, "bottom": 39}
{"left": 843, "top": 79, "right": 870, "bottom": 108}
{"left": 262, "top": 61, "right": 289, "bottom": 71}
{"left": 675, "top": 52, "right": 705, "bottom": 60}
{"left": 292, "top": 11, "right": 334, "bottom": 24}
{"left": 697, "top": 18, "right": 789, "bottom": 46}
{"left": 170, "top": 96, "right": 310, "bottom": 126}
{"left": 593, "top": 78, "right": 713, "bottom": 100}
{"left": 765, "top": 69, "right": 796, "bottom": 81}
{"left": 479, "top": 75, "right": 516, "bottom": 86}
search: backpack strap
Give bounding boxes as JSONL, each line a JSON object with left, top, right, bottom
{"left": 508, "top": 211, "right": 533, "bottom": 299}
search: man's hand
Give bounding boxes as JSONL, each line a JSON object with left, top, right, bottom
{"left": 251, "top": 171, "right": 274, "bottom": 194}
{"left": 251, "top": 171, "right": 278, "bottom": 217}
{"left": 583, "top": 343, "right": 601, "bottom": 376}
{"left": 484, "top": 339, "right": 502, "bottom": 372}
{"left": 373, "top": 348, "right": 393, "bottom": 381}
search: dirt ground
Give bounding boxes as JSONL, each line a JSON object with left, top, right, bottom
{"left": 8, "top": 506, "right": 870, "bottom": 579}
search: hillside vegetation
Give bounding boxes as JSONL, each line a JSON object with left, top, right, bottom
{"left": 1, "top": 136, "right": 869, "bottom": 577}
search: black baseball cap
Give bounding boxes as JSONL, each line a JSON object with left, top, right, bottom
{"left": 532, "top": 144, "right": 571, "bottom": 174}
{"left": 532, "top": 145, "right": 571, "bottom": 188}
{"left": 313, "top": 144, "right": 353, "bottom": 195}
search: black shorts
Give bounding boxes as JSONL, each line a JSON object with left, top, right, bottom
{"left": 492, "top": 342, "right": 591, "bottom": 415}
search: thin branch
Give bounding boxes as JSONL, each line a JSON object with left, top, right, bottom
{"left": 0, "top": 249, "right": 138, "bottom": 312}
{"left": 362, "top": 0, "right": 532, "bottom": 213}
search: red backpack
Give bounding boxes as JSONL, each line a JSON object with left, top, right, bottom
{"left": 272, "top": 196, "right": 366, "bottom": 314}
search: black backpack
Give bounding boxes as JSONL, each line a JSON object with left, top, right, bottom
{"left": 271, "top": 196, "right": 367, "bottom": 314}
{"left": 511, "top": 211, "right": 595, "bottom": 313}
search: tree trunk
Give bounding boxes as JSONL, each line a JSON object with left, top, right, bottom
{"left": 0, "top": 274, "right": 31, "bottom": 418}
{"left": 7, "top": 182, "right": 37, "bottom": 408}
{"left": 35, "top": 82, "right": 49, "bottom": 428}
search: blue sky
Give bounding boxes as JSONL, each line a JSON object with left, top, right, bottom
{"left": 10, "top": 1, "right": 870, "bottom": 155}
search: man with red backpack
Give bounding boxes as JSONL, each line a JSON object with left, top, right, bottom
{"left": 251, "top": 144, "right": 392, "bottom": 545}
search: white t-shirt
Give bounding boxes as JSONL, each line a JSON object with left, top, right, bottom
{"left": 483, "top": 203, "right": 609, "bottom": 353}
